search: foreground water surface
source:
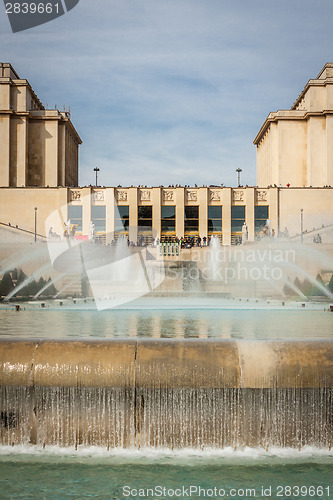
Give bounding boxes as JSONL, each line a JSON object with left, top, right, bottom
{"left": 0, "top": 306, "right": 333, "bottom": 339}
{"left": 0, "top": 447, "right": 332, "bottom": 500}
{"left": 1, "top": 302, "right": 332, "bottom": 498}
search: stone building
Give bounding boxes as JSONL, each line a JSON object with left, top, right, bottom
{"left": 254, "top": 63, "right": 333, "bottom": 188}
{"left": 0, "top": 63, "right": 81, "bottom": 188}
{"left": 0, "top": 63, "right": 333, "bottom": 246}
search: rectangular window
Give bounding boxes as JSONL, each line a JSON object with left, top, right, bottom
{"left": 208, "top": 206, "right": 222, "bottom": 233}
{"left": 91, "top": 205, "right": 106, "bottom": 232}
{"left": 138, "top": 206, "right": 152, "bottom": 219}
{"left": 138, "top": 205, "right": 152, "bottom": 232}
{"left": 161, "top": 206, "right": 176, "bottom": 232}
{"left": 68, "top": 205, "right": 82, "bottom": 232}
{"left": 231, "top": 206, "right": 245, "bottom": 232}
{"left": 185, "top": 206, "right": 199, "bottom": 232}
{"left": 255, "top": 206, "right": 269, "bottom": 233}
{"left": 115, "top": 205, "right": 129, "bottom": 232}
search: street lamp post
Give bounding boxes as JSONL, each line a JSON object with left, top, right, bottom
{"left": 236, "top": 168, "right": 242, "bottom": 187}
{"left": 300, "top": 208, "right": 304, "bottom": 243}
{"left": 93, "top": 167, "right": 100, "bottom": 187}
{"left": 34, "top": 207, "right": 38, "bottom": 243}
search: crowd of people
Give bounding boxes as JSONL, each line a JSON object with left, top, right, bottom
{"left": 107, "top": 235, "right": 214, "bottom": 248}
{"left": 157, "top": 236, "right": 212, "bottom": 248}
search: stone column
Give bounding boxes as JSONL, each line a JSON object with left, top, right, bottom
{"left": 15, "top": 117, "right": 28, "bottom": 187}
{"left": 0, "top": 81, "right": 11, "bottom": 111}
{"left": 0, "top": 114, "right": 10, "bottom": 186}
{"left": 199, "top": 187, "right": 208, "bottom": 239}
{"left": 152, "top": 187, "right": 161, "bottom": 238}
{"left": 307, "top": 116, "right": 326, "bottom": 187}
{"left": 268, "top": 187, "right": 279, "bottom": 235}
{"left": 44, "top": 120, "right": 59, "bottom": 187}
{"left": 129, "top": 187, "right": 138, "bottom": 243}
{"left": 57, "top": 188, "right": 69, "bottom": 235}
{"left": 245, "top": 188, "right": 255, "bottom": 242}
{"left": 175, "top": 188, "right": 185, "bottom": 238}
{"left": 105, "top": 188, "right": 115, "bottom": 244}
{"left": 222, "top": 188, "right": 231, "bottom": 246}
{"left": 326, "top": 115, "right": 333, "bottom": 186}
{"left": 57, "top": 122, "right": 66, "bottom": 187}
{"left": 81, "top": 187, "right": 92, "bottom": 236}
{"left": 0, "top": 79, "right": 11, "bottom": 180}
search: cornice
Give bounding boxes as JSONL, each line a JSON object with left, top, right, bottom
{"left": 254, "top": 109, "right": 333, "bottom": 145}
{"left": 0, "top": 77, "right": 44, "bottom": 109}
{"left": 291, "top": 78, "right": 333, "bottom": 110}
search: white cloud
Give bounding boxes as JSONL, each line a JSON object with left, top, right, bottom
{"left": 1, "top": 0, "right": 333, "bottom": 187}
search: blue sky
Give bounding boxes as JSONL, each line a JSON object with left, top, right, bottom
{"left": 1, "top": 0, "right": 333, "bottom": 187}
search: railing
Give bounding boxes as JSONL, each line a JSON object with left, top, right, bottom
{"left": 289, "top": 222, "right": 333, "bottom": 241}
{"left": 159, "top": 242, "right": 180, "bottom": 257}
{"left": 0, "top": 221, "right": 46, "bottom": 239}
{"left": 208, "top": 234, "right": 223, "bottom": 243}
{"left": 138, "top": 234, "right": 153, "bottom": 246}
{"left": 94, "top": 234, "right": 106, "bottom": 245}
{"left": 231, "top": 233, "right": 242, "bottom": 245}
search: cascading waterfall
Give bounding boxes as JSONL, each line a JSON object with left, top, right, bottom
{"left": 1, "top": 339, "right": 332, "bottom": 450}
{"left": 1, "top": 386, "right": 331, "bottom": 449}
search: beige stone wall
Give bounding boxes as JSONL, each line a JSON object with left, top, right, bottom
{"left": 0, "top": 64, "right": 81, "bottom": 188}
{"left": 0, "top": 115, "right": 10, "bottom": 186}
{"left": 326, "top": 115, "right": 333, "bottom": 187}
{"left": 64, "top": 122, "right": 79, "bottom": 187}
{"left": 257, "top": 123, "right": 278, "bottom": 187}
{"left": 307, "top": 116, "right": 326, "bottom": 186}
{"left": 58, "top": 122, "right": 66, "bottom": 186}
{"left": 278, "top": 120, "right": 307, "bottom": 187}
{"left": 279, "top": 188, "right": 333, "bottom": 237}
{"left": 0, "top": 186, "right": 332, "bottom": 247}
{"left": 255, "top": 64, "right": 333, "bottom": 188}
{"left": 44, "top": 120, "right": 59, "bottom": 187}
{"left": 0, "top": 188, "right": 68, "bottom": 236}
{"left": 0, "top": 82, "right": 10, "bottom": 110}
{"left": 28, "top": 120, "right": 47, "bottom": 186}
{"left": 175, "top": 188, "right": 185, "bottom": 236}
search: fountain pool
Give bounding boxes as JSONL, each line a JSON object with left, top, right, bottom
{"left": 1, "top": 238, "right": 333, "bottom": 499}
{"left": 0, "top": 447, "right": 332, "bottom": 500}
{"left": 0, "top": 309, "right": 332, "bottom": 499}
{"left": 1, "top": 303, "right": 333, "bottom": 339}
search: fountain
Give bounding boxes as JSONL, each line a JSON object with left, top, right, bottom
{"left": 0, "top": 227, "right": 333, "bottom": 498}
{"left": 0, "top": 339, "right": 332, "bottom": 449}
{"left": 203, "top": 236, "right": 333, "bottom": 300}
{"left": 0, "top": 223, "right": 333, "bottom": 456}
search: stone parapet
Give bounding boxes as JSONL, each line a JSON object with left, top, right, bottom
{"left": 1, "top": 339, "right": 332, "bottom": 389}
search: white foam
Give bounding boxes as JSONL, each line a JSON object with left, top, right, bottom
{"left": 0, "top": 445, "right": 331, "bottom": 465}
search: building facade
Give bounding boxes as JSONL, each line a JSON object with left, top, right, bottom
{"left": 64, "top": 186, "right": 276, "bottom": 244}
{"left": 0, "top": 63, "right": 81, "bottom": 188}
{"left": 254, "top": 63, "right": 333, "bottom": 188}
{"left": 1, "top": 185, "right": 333, "bottom": 246}
{"left": 1, "top": 64, "right": 333, "bottom": 246}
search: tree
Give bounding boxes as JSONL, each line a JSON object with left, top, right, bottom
{"left": 328, "top": 274, "right": 333, "bottom": 293}
{"left": 308, "top": 274, "right": 327, "bottom": 297}
{"left": 0, "top": 272, "right": 14, "bottom": 297}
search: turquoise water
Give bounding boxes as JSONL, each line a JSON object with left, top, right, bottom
{"left": 0, "top": 307, "right": 333, "bottom": 339}
{"left": 0, "top": 449, "right": 332, "bottom": 499}
{"left": 1, "top": 304, "right": 332, "bottom": 498}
